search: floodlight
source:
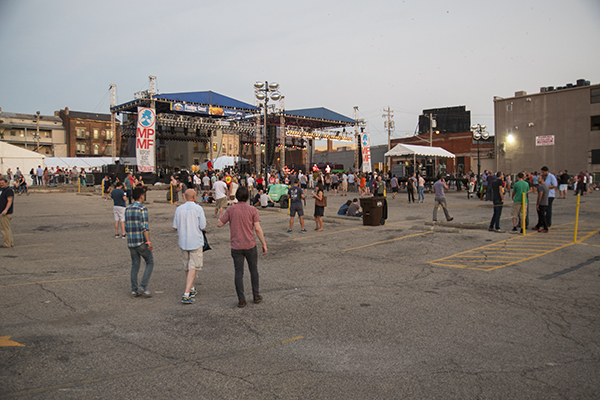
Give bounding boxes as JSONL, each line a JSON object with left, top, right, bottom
{"left": 482, "top": 131, "right": 489, "bottom": 140}
{"left": 270, "top": 92, "right": 281, "bottom": 101}
{"left": 255, "top": 92, "right": 267, "bottom": 101}
{"left": 268, "top": 82, "right": 279, "bottom": 91}
{"left": 473, "top": 131, "right": 482, "bottom": 140}
{"left": 254, "top": 81, "right": 265, "bottom": 90}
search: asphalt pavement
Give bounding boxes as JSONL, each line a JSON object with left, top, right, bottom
{"left": 1, "top": 186, "right": 599, "bottom": 399}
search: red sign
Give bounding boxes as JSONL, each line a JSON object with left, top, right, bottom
{"left": 536, "top": 135, "right": 554, "bottom": 146}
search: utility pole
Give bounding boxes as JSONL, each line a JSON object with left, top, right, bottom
{"left": 110, "top": 84, "right": 116, "bottom": 159}
{"left": 428, "top": 113, "right": 436, "bottom": 147}
{"left": 279, "top": 96, "right": 285, "bottom": 170}
{"left": 354, "top": 106, "right": 359, "bottom": 174}
{"left": 383, "top": 106, "right": 394, "bottom": 172}
{"left": 35, "top": 111, "right": 40, "bottom": 153}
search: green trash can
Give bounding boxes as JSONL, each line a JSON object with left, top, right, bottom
{"left": 360, "top": 197, "right": 385, "bottom": 226}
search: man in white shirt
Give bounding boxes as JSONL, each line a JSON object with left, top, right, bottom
{"left": 173, "top": 189, "right": 207, "bottom": 304}
{"left": 247, "top": 174, "right": 255, "bottom": 198}
{"left": 202, "top": 174, "right": 211, "bottom": 191}
{"left": 260, "top": 191, "right": 274, "bottom": 207}
{"left": 348, "top": 172, "right": 355, "bottom": 192}
{"left": 213, "top": 175, "right": 228, "bottom": 219}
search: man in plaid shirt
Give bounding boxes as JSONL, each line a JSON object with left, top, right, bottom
{"left": 125, "top": 187, "right": 154, "bottom": 298}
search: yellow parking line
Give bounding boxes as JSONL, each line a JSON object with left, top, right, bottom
{"left": 343, "top": 231, "right": 433, "bottom": 251}
{"left": 429, "top": 226, "right": 600, "bottom": 271}
{"left": 287, "top": 220, "right": 417, "bottom": 242}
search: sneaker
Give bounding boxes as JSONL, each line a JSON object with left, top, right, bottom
{"left": 138, "top": 288, "right": 152, "bottom": 297}
{"left": 300, "top": 229, "right": 307, "bottom": 234}
{"left": 253, "top": 295, "right": 263, "bottom": 304}
{"left": 510, "top": 227, "right": 518, "bottom": 234}
{"left": 488, "top": 228, "right": 494, "bottom": 232}
{"left": 189, "top": 288, "right": 197, "bottom": 298}
{"left": 287, "top": 229, "right": 293, "bottom": 233}
{"left": 494, "top": 228, "right": 504, "bottom": 233}
{"left": 447, "top": 217, "right": 454, "bottom": 222}
{"left": 122, "top": 235, "right": 127, "bottom": 239}
{"left": 538, "top": 229, "right": 548, "bottom": 233}
{"left": 131, "top": 291, "right": 141, "bottom": 298}
{"left": 115, "top": 235, "right": 120, "bottom": 239}
{"left": 181, "top": 296, "right": 195, "bottom": 304}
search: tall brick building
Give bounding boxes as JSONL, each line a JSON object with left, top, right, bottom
{"left": 58, "top": 107, "right": 121, "bottom": 157}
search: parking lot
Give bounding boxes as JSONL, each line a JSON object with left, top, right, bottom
{"left": 1, "top": 188, "right": 599, "bottom": 399}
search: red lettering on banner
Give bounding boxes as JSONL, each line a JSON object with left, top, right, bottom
{"left": 136, "top": 138, "right": 154, "bottom": 149}
{"left": 137, "top": 128, "right": 155, "bottom": 138}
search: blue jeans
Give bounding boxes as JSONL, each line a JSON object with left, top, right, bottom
{"left": 417, "top": 186, "right": 424, "bottom": 202}
{"left": 231, "top": 246, "right": 259, "bottom": 301}
{"left": 489, "top": 200, "right": 503, "bottom": 230}
{"left": 129, "top": 243, "right": 154, "bottom": 292}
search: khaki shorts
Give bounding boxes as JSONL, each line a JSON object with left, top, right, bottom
{"left": 511, "top": 203, "right": 527, "bottom": 219}
{"left": 181, "top": 248, "right": 203, "bottom": 271}
{"left": 113, "top": 206, "right": 126, "bottom": 222}
{"left": 215, "top": 197, "right": 227, "bottom": 209}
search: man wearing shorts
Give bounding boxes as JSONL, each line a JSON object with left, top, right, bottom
{"left": 287, "top": 179, "right": 306, "bottom": 233}
{"left": 173, "top": 189, "right": 207, "bottom": 304}
{"left": 558, "top": 170, "right": 569, "bottom": 199}
{"left": 213, "top": 175, "right": 228, "bottom": 219}
{"left": 111, "top": 182, "right": 127, "bottom": 239}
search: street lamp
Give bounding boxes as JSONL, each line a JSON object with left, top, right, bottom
{"left": 33, "top": 111, "right": 41, "bottom": 153}
{"left": 254, "top": 81, "right": 282, "bottom": 173}
{"left": 471, "top": 124, "right": 489, "bottom": 179}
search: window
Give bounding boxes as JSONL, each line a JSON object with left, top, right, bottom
{"left": 10, "top": 130, "right": 16, "bottom": 136}
{"left": 506, "top": 104, "right": 513, "bottom": 112}
{"left": 93, "top": 129, "right": 99, "bottom": 139}
{"left": 76, "top": 143, "right": 86, "bottom": 154}
{"left": 105, "top": 145, "right": 113, "bottom": 155}
{"left": 44, "top": 131, "right": 52, "bottom": 139}
{"left": 76, "top": 128, "right": 86, "bottom": 139}
{"left": 592, "top": 149, "right": 600, "bottom": 164}
{"left": 591, "top": 88, "right": 600, "bottom": 104}
{"left": 20, "top": 130, "right": 25, "bottom": 137}
{"left": 93, "top": 144, "right": 99, "bottom": 155}
{"left": 591, "top": 115, "right": 600, "bottom": 131}
{"left": 106, "top": 130, "right": 114, "bottom": 140}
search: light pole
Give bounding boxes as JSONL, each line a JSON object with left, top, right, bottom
{"left": 33, "top": 111, "right": 41, "bottom": 153}
{"left": 254, "top": 81, "right": 282, "bottom": 174}
{"left": 471, "top": 124, "right": 489, "bottom": 179}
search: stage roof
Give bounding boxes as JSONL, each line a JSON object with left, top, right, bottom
{"left": 284, "top": 108, "right": 355, "bottom": 125}
{"left": 154, "top": 91, "right": 258, "bottom": 111}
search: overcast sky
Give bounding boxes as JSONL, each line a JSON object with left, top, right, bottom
{"left": 1, "top": 0, "right": 599, "bottom": 146}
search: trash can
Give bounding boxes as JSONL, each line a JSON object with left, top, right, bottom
{"left": 360, "top": 197, "right": 385, "bottom": 226}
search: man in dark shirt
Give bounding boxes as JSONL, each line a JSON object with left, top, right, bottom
{"left": 488, "top": 172, "right": 505, "bottom": 232}
{"left": 558, "top": 170, "right": 570, "bottom": 199}
{"left": 0, "top": 177, "right": 15, "bottom": 248}
{"left": 486, "top": 172, "right": 495, "bottom": 201}
{"left": 347, "top": 199, "right": 362, "bottom": 217}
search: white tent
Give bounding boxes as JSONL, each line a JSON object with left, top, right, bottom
{"left": 384, "top": 144, "right": 456, "bottom": 158}
{"left": 199, "top": 156, "right": 248, "bottom": 171}
{"left": 0, "top": 141, "right": 45, "bottom": 185}
{"left": 44, "top": 157, "right": 137, "bottom": 169}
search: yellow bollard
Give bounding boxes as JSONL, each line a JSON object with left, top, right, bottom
{"left": 574, "top": 194, "right": 580, "bottom": 242}
{"left": 170, "top": 184, "right": 173, "bottom": 205}
{"left": 101, "top": 179, "right": 104, "bottom": 198}
{"left": 78, "top": 177, "right": 81, "bottom": 193}
{"left": 522, "top": 192, "right": 526, "bottom": 236}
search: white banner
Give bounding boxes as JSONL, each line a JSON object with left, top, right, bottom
{"left": 136, "top": 107, "right": 156, "bottom": 172}
{"left": 361, "top": 132, "right": 372, "bottom": 173}
{"left": 536, "top": 135, "right": 555, "bottom": 146}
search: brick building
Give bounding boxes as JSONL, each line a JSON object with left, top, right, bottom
{"left": 58, "top": 107, "right": 121, "bottom": 157}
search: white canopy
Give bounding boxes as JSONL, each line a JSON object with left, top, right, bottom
{"left": 199, "top": 156, "right": 248, "bottom": 171}
{"left": 384, "top": 144, "right": 455, "bottom": 158}
{"left": 0, "top": 141, "right": 45, "bottom": 185}
{"left": 44, "top": 157, "right": 137, "bottom": 169}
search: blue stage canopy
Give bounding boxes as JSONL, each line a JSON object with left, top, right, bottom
{"left": 155, "top": 91, "right": 258, "bottom": 112}
{"left": 284, "top": 107, "right": 355, "bottom": 124}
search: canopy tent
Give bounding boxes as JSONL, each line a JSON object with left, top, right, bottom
{"left": 44, "top": 157, "right": 137, "bottom": 169}
{"left": 384, "top": 144, "right": 456, "bottom": 158}
{"left": 0, "top": 141, "right": 45, "bottom": 185}
{"left": 199, "top": 156, "right": 248, "bottom": 171}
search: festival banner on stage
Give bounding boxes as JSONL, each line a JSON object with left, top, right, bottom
{"left": 361, "top": 132, "right": 372, "bottom": 173}
{"left": 136, "top": 107, "right": 156, "bottom": 172}
{"left": 170, "top": 102, "right": 245, "bottom": 118}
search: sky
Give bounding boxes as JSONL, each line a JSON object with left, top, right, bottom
{"left": 1, "top": 0, "right": 599, "bottom": 146}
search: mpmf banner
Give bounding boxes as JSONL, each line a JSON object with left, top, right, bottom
{"left": 136, "top": 107, "right": 156, "bottom": 172}
{"left": 361, "top": 132, "right": 372, "bottom": 173}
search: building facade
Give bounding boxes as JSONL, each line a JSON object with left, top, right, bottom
{"left": 0, "top": 107, "right": 67, "bottom": 156}
{"left": 494, "top": 80, "right": 600, "bottom": 175}
{"left": 58, "top": 107, "right": 121, "bottom": 157}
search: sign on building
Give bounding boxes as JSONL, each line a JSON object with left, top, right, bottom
{"left": 536, "top": 135, "right": 555, "bottom": 146}
{"left": 136, "top": 107, "right": 156, "bottom": 172}
{"left": 361, "top": 132, "right": 372, "bottom": 173}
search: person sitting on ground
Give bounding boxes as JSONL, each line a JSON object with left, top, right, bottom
{"left": 337, "top": 200, "right": 352, "bottom": 215}
{"left": 260, "top": 190, "right": 275, "bottom": 208}
{"left": 347, "top": 198, "right": 362, "bottom": 217}
{"left": 252, "top": 190, "right": 262, "bottom": 207}
{"left": 206, "top": 191, "right": 215, "bottom": 204}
